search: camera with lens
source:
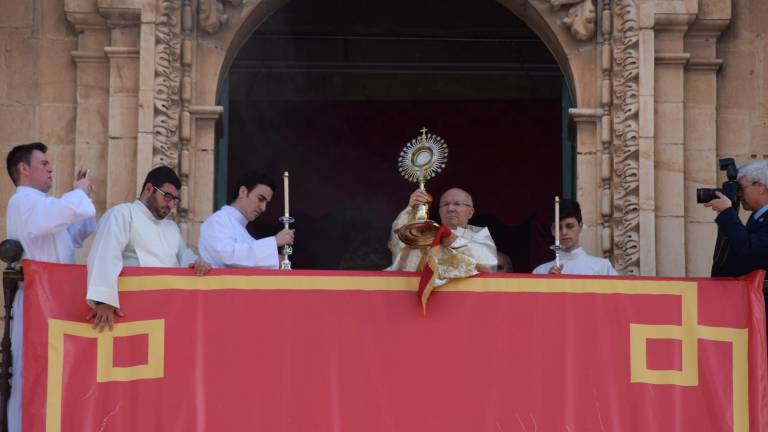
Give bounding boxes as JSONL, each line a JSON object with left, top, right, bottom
{"left": 696, "top": 158, "right": 740, "bottom": 209}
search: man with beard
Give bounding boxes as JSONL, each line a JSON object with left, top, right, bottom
{"left": 386, "top": 187, "right": 498, "bottom": 275}
{"left": 86, "top": 166, "right": 210, "bottom": 332}
{"left": 198, "top": 171, "right": 295, "bottom": 268}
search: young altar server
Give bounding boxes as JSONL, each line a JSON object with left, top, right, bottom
{"left": 532, "top": 198, "right": 618, "bottom": 276}
{"left": 198, "top": 171, "right": 294, "bottom": 268}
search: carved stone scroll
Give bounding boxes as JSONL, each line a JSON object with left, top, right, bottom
{"left": 154, "top": 0, "right": 182, "bottom": 169}
{"left": 199, "top": 0, "right": 243, "bottom": 34}
{"left": 549, "top": 0, "right": 596, "bottom": 41}
{"left": 611, "top": 0, "right": 640, "bottom": 275}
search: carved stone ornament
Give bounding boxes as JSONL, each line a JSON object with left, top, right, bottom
{"left": 549, "top": 0, "right": 596, "bottom": 41}
{"left": 154, "top": 0, "right": 182, "bottom": 169}
{"left": 199, "top": 0, "right": 243, "bottom": 34}
{"left": 611, "top": 0, "right": 640, "bottom": 275}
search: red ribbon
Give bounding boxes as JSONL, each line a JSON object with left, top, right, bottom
{"left": 417, "top": 225, "right": 453, "bottom": 311}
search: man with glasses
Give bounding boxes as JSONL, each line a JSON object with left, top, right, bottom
{"left": 385, "top": 187, "right": 498, "bottom": 273}
{"left": 86, "top": 166, "right": 210, "bottom": 332}
{"left": 704, "top": 159, "right": 768, "bottom": 277}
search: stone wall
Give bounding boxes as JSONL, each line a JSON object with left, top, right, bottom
{"left": 0, "top": 0, "right": 80, "bottom": 236}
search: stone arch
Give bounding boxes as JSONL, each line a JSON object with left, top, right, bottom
{"left": 60, "top": 0, "right": 738, "bottom": 276}
{"left": 196, "top": 0, "right": 597, "bottom": 109}
{"left": 189, "top": 0, "right": 604, "bottom": 244}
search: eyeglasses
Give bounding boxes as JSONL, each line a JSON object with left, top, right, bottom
{"left": 152, "top": 185, "right": 181, "bottom": 204}
{"left": 439, "top": 201, "right": 473, "bottom": 209}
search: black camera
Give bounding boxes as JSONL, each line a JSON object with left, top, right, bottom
{"left": 696, "top": 158, "right": 740, "bottom": 208}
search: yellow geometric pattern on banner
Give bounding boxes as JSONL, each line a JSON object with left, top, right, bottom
{"left": 46, "top": 319, "right": 164, "bottom": 432}
{"left": 42, "top": 275, "right": 749, "bottom": 432}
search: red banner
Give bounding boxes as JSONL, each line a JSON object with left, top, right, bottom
{"left": 22, "top": 260, "right": 768, "bottom": 431}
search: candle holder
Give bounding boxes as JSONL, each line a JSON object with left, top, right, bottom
{"left": 279, "top": 215, "right": 294, "bottom": 270}
{"left": 549, "top": 243, "right": 562, "bottom": 268}
{"left": 395, "top": 128, "right": 448, "bottom": 247}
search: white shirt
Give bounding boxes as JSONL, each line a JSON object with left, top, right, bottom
{"left": 199, "top": 205, "right": 278, "bottom": 269}
{"left": 6, "top": 186, "right": 96, "bottom": 264}
{"left": 86, "top": 200, "right": 198, "bottom": 307}
{"left": 532, "top": 247, "right": 619, "bottom": 276}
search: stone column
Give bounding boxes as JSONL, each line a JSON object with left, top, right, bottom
{"left": 570, "top": 109, "right": 603, "bottom": 255}
{"left": 104, "top": 22, "right": 140, "bottom": 208}
{"left": 65, "top": 2, "right": 110, "bottom": 215}
{"left": 651, "top": 4, "right": 695, "bottom": 277}
{"left": 188, "top": 105, "right": 223, "bottom": 246}
{"left": 683, "top": 1, "right": 730, "bottom": 276}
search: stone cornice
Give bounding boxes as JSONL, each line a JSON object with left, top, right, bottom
{"left": 569, "top": 107, "right": 603, "bottom": 122}
{"left": 104, "top": 46, "right": 140, "bottom": 58}
{"left": 654, "top": 13, "right": 696, "bottom": 31}
{"left": 189, "top": 105, "right": 224, "bottom": 120}
{"left": 655, "top": 53, "right": 691, "bottom": 65}
{"left": 686, "top": 58, "right": 724, "bottom": 71}
{"left": 96, "top": 0, "right": 143, "bottom": 27}
{"left": 71, "top": 50, "right": 108, "bottom": 63}
{"left": 64, "top": 0, "right": 107, "bottom": 31}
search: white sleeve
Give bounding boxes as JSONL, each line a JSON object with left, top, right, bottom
{"left": 177, "top": 236, "right": 199, "bottom": 267}
{"left": 22, "top": 189, "right": 96, "bottom": 239}
{"left": 199, "top": 216, "right": 278, "bottom": 268}
{"left": 604, "top": 259, "right": 619, "bottom": 276}
{"left": 451, "top": 227, "right": 498, "bottom": 271}
{"left": 532, "top": 262, "right": 552, "bottom": 274}
{"left": 86, "top": 206, "right": 130, "bottom": 308}
{"left": 67, "top": 216, "right": 97, "bottom": 248}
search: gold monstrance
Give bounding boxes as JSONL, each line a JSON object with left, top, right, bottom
{"left": 396, "top": 128, "right": 448, "bottom": 247}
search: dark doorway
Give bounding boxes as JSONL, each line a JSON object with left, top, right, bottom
{"left": 222, "top": 0, "right": 567, "bottom": 272}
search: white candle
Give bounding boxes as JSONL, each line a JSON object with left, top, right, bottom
{"left": 283, "top": 171, "right": 289, "bottom": 216}
{"left": 554, "top": 196, "right": 560, "bottom": 246}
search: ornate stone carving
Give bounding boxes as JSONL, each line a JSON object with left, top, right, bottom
{"left": 199, "top": 0, "right": 242, "bottom": 34}
{"left": 154, "top": 0, "right": 182, "bottom": 169}
{"left": 611, "top": 0, "right": 640, "bottom": 275}
{"left": 549, "top": 0, "right": 596, "bottom": 41}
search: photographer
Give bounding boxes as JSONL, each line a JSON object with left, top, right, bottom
{"left": 704, "top": 160, "right": 768, "bottom": 277}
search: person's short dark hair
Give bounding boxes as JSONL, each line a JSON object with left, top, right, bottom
{"left": 229, "top": 171, "right": 276, "bottom": 203}
{"left": 6, "top": 142, "right": 47, "bottom": 186}
{"left": 142, "top": 165, "right": 181, "bottom": 191}
{"left": 559, "top": 198, "right": 582, "bottom": 225}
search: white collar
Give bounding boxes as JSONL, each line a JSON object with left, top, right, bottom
{"left": 222, "top": 205, "right": 248, "bottom": 227}
{"left": 560, "top": 247, "right": 586, "bottom": 260}
{"left": 132, "top": 199, "right": 164, "bottom": 222}
{"left": 15, "top": 186, "right": 46, "bottom": 197}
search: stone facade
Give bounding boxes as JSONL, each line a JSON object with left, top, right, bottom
{"left": 0, "top": 0, "right": 765, "bottom": 277}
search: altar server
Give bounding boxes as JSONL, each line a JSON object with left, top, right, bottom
{"left": 199, "top": 171, "right": 294, "bottom": 268}
{"left": 532, "top": 198, "right": 618, "bottom": 275}
{"left": 86, "top": 166, "right": 210, "bottom": 332}
{"left": 5, "top": 142, "right": 96, "bottom": 432}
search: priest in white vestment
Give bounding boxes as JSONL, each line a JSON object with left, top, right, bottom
{"left": 385, "top": 188, "right": 498, "bottom": 285}
{"left": 199, "top": 171, "right": 294, "bottom": 268}
{"left": 5, "top": 142, "right": 96, "bottom": 432}
{"left": 532, "top": 198, "right": 618, "bottom": 275}
{"left": 86, "top": 166, "right": 210, "bottom": 332}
